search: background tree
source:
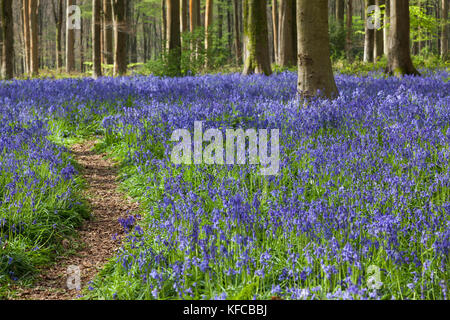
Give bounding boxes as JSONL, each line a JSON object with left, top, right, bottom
{"left": 103, "top": 0, "right": 114, "bottom": 65}
{"left": 93, "top": 0, "right": 102, "bottom": 78}
{"left": 242, "top": 0, "right": 271, "bottom": 75}
{"left": 386, "top": 0, "right": 419, "bottom": 76}
{"left": 297, "top": 0, "right": 338, "bottom": 98}
{"left": 112, "top": 0, "right": 128, "bottom": 75}
{"left": 346, "top": 0, "right": 353, "bottom": 60}
{"left": 278, "top": 0, "right": 297, "bottom": 67}
{"left": 373, "top": 0, "right": 384, "bottom": 61}
{"left": 66, "top": 0, "right": 75, "bottom": 73}
{"left": 364, "top": 0, "right": 375, "bottom": 62}
{"left": 442, "top": 0, "right": 448, "bottom": 60}
{"left": 272, "top": 0, "right": 279, "bottom": 64}
{"left": 1, "top": 0, "right": 14, "bottom": 79}
{"left": 23, "top": 0, "right": 31, "bottom": 74}
{"left": 233, "top": 0, "right": 242, "bottom": 64}
{"left": 167, "top": 0, "right": 181, "bottom": 75}
{"left": 205, "top": 0, "right": 214, "bottom": 68}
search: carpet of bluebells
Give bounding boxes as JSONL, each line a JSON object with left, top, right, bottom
{"left": 0, "top": 71, "right": 449, "bottom": 299}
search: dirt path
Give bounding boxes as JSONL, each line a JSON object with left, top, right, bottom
{"left": 14, "top": 140, "right": 139, "bottom": 300}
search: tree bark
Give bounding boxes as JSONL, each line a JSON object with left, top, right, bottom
{"left": 442, "top": 0, "right": 448, "bottom": 60}
{"left": 272, "top": 0, "right": 279, "bottom": 64}
{"left": 386, "top": 0, "right": 419, "bottom": 76}
{"left": 364, "top": 0, "right": 374, "bottom": 62}
{"left": 66, "top": 0, "right": 75, "bottom": 73}
{"left": 384, "top": 0, "right": 390, "bottom": 56}
{"left": 279, "top": 0, "right": 296, "bottom": 67}
{"left": 346, "top": 0, "right": 353, "bottom": 60}
{"left": 373, "top": 0, "right": 384, "bottom": 61}
{"left": 181, "top": 0, "right": 189, "bottom": 33}
{"left": 205, "top": 0, "right": 214, "bottom": 68}
{"left": 23, "top": 0, "right": 31, "bottom": 75}
{"left": 103, "top": 0, "right": 114, "bottom": 65}
{"left": 162, "top": 0, "right": 167, "bottom": 53}
{"left": 29, "top": 0, "right": 39, "bottom": 75}
{"left": 233, "top": 0, "right": 242, "bottom": 64}
{"left": 93, "top": 0, "right": 102, "bottom": 78}
{"left": 112, "top": 0, "right": 128, "bottom": 75}
{"left": 167, "top": 0, "right": 181, "bottom": 75}
{"left": 1, "top": 0, "right": 14, "bottom": 79}
{"left": 242, "top": 0, "right": 272, "bottom": 75}
{"left": 336, "top": 0, "right": 345, "bottom": 26}
{"left": 297, "top": 0, "right": 338, "bottom": 99}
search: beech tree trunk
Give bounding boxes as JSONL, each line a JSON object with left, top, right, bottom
{"left": 93, "top": 0, "right": 102, "bottom": 78}
{"left": 205, "top": 0, "right": 214, "bottom": 68}
{"left": 52, "top": 0, "right": 64, "bottom": 70}
{"left": 386, "top": 0, "right": 420, "bottom": 76}
{"left": 112, "top": 0, "right": 128, "bottom": 76}
{"left": 162, "top": 0, "right": 167, "bottom": 52}
{"left": 442, "top": 0, "right": 448, "bottom": 60}
{"left": 336, "top": 0, "right": 345, "bottom": 26}
{"left": 297, "top": 0, "right": 338, "bottom": 99}
{"left": 233, "top": 0, "right": 242, "bottom": 64}
{"left": 272, "top": 0, "right": 279, "bottom": 64}
{"left": 181, "top": 0, "right": 189, "bottom": 33}
{"left": 23, "top": 0, "right": 31, "bottom": 75}
{"left": 373, "top": 0, "right": 384, "bottom": 61}
{"left": 384, "top": 0, "right": 390, "bottom": 56}
{"left": 167, "top": 0, "right": 181, "bottom": 75}
{"left": 1, "top": 0, "right": 14, "bottom": 79}
{"left": 66, "top": 0, "right": 75, "bottom": 73}
{"left": 29, "top": 0, "right": 39, "bottom": 75}
{"left": 279, "top": 0, "right": 297, "bottom": 67}
{"left": 242, "top": 0, "right": 272, "bottom": 75}
{"left": 103, "top": 0, "right": 114, "bottom": 65}
{"left": 364, "top": 0, "right": 374, "bottom": 62}
{"left": 189, "top": 0, "right": 200, "bottom": 56}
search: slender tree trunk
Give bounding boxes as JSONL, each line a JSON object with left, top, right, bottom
{"left": 242, "top": 0, "right": 272, "bottom": 75}
{"left": 162, "top": 0, "right": 167, "bottom": 53}
{"left": 218, "top": 0, "right": 223, "bottom": 40}
{"left": 1, "top": 0, "right": 14, "bottom": 79}
{"left": 80, "top": 15, "right": 84, "bottom": 72}
{"left": 112, "top": 0, "right": 127, "bottom": 76}
{"left": 205, "top": 0, "right": 214, "bottom": 68}
{"left": 272, "top": 0, "right": 279, "bottom": 64}
{"left": 181, "top": 0, "right": 189, "bottom": 33}
{"left": 336, "top": 0, "right": 345, "bottom": 27}
{"left": 373, "top": 0, "right": 384, "bottom": 61}
{"left": 93, "top": 0, "right": 102, "bottom": 78}
{"left": 346, "top": 0, "right": 353, "bottom": 60}
{"left": 167, "top": 0, "right": 181, "bottom": 75}
{"left": 442, "top": 0, "right": 448, "bottom": 60}
{"left": 29, "top": 0, "right": 39, "bottom": 75}
{"left": 364, "top": 0, "right": 374, "bottom": 62}
{"left": 104, "top": 0, "right": 114, "bottom": 65}
{"left": 384, "top": 0, "right": 390, "bottom": 56}
{"left": 233, "top": 0, "right": 242, "bottom": 64}
{"left": 297, "top": 0, "right": 338, "bottom": 99}
{"left": 190, "top": 0, "right": 201, "bottom": 57}
{"left": 66, "top": 0, "right": 75, "bottom": 73}
{"left": 279, "top": 0, "right": 297, "bottom": 67}
{"left": 386, "top": 0, "right": 419, "bottom": 76}
{"left": 23, "top": 0, "right": 31, "bottom": 75}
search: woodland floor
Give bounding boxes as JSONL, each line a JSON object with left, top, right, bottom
{"left": 12, "top": 140, "right": 139, "bottom": 300}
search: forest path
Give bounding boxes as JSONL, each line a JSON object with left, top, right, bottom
{"left": 14, "top": 140, "right": 139, "bottom": 300}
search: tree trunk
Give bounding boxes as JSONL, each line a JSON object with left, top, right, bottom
{"left": 66, "top": 0, "right": 75, "bottom": 73}
{"left": 272, "top": 0, "right": 278, "bottom": 64}
{"left": 233, "top": 0, "right": 242, "bottom": 64}
{"left": 297, "top": 0, "right": 338, "bottom": 99}
{"left": 364, "top": 0, "right": 374, "bottom": 62}
{"left": 29, "top": 0, "right": 39, "bottom": 75}
{"left": 162, "top": 0, "right": 167, "bottom": 53}
{"left": 373, "top": 0, "right": 384, "bottom": 61}
{"left": 279, "top": 0, "right": 296, "bottom": 67}
{"left": 384, "top": 0, "right": 390, "bottom": 56}
{"left": 23, "top": 0, "right": 31, "bottom": 75}
{"left": 93, "top": 0, "right": 102, "bottom": 78}
{"left": 103, "top": 0, "right": 114, "bottom": 65}
{"left": 1, "top": 0, "right": 14, "bottom": 79}
{"left": 205, "top": 0, "right": 214, "bottom": 68}
{"left": 112, "top": 0, "right": 127, "bottom": 75}
{"left": 346, "top": 0, "right": 353, "bottom": 60}
{"left": 386, "top": 0, "right": 419, "bottom": 76}
{"left": 336, "top": 0, "right": 345, "bottom": 26}
{"left": 218, "top": 0, "right": 223, "bottom": 40}
{"left": 242, "top": 0, "right": 272, "bottom": 75}
{"left": 181, "top": 0, "right": 189, "bottom": 33}
{"left": 167, "top": 0, "right": 181, "bottom": 75}
{"left": 442, "top": 0, "right": 448, "bottom": 60}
